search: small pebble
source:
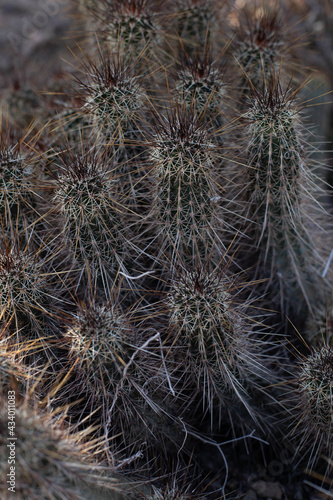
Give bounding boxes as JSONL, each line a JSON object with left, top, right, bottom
{"left": 252, "top": 481, "right": 283, "bottom": 500}
{"left": 244, "top": 490, "right": 257, "bottom": 500}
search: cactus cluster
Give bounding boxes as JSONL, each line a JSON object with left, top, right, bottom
{"left": 1, "top": 0, "right": 333, "bottom": 498}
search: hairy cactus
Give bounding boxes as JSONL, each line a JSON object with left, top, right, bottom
{"left": 231, "top": 4, "right": 296, "bottom": 96}
{"left": 61, "top": 300, "right": 188, "bottom": 464}
{"left": 64, "top": 301, "right": 135, "bottom": 396}
{"left": 290, "top": 344, "right": 333, "bottom": 472}
{"left": 148, "top": 107, "right": 225, "bottom": 267}
{"left": 232, "top": 80, "right": 328, "bottom": 320}
{"left": 172, "top": 0, "right": 218, "bottom": 56}
{"left": 76, "top": 51, "right": 147, "bottom": 145}
{"left": 0, "top": 395, "right": 126, "bottom": 500}
{"left": 52, "top": 148, "right": 140, "bottom": 293}
{"left": 0, "top": 128, "right": 39, "bottom": 237}
{"left": 174, "top": 51, "right": 227, "bottom": 132}
{"left": 0, "top": 242, "right": 52, "bottom": 334}
{"left": 165, "top": 264, "right": 272, "bottom": 427}
{"left": 71, "top": 51, "right": 149, "bottom": 211}
{"left": 1, "top": 83, "right": 42, "bottom": 131}
{"left": 2, "top": 0, "right": 333, "bottom": 497}
{"left": 89, "top": 0, "right": 161, "bottom": 61}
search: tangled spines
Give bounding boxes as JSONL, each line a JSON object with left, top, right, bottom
{"left": 298, "top": 345, "right": 333, "bottom": 436}
{"left": 0, "top": 247, "right": 46, "bottom": 322}
{"left": 149, "top": 109, "right": 223, "bottom": 265}
{"left": 64, "top": 303, "right": 134, "bottom": 391}
{"left": 0, "top": 398, "right": 122, "bottom": 500}
{"left": 166, "top": 266, "right": 271, "bottom": 423}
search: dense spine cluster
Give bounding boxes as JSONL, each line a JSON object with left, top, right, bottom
{"left": 53, "top": 150, "right": 136, "bottom": 293}
{"left": 166, "top": 265, "right": 271, "bottom": 428}
{"left": 289, "top": 345, "right": 333, "bottom": 471}
{"left": 233, "top": 82, "right": 327, "bottom": 320}
{"left": 0, "top": 0, "right": 332, "bottom": 497}
{"left": 148, "top": 108, "right": 224, "bottom": 267}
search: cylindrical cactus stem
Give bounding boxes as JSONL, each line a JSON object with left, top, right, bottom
{"left": 305, "top": 300, "right": 333, "bottom": 346}
{"left": 77, "top": 51, "right": 147, "bottom": 144}
{"left": 171, "top": 0, "right": 219, "bottom": 57}
{"left": 165, "top": 263, "right": 273, "bottom": 427}
{"left": 62, "top": 300, "right": 187, "bottom": 463}
{"left": 1, "top": 82, "right": 42, "bottom": 132}
{"left": 85, "top": 0, "right": 162, "bottom": 63}
{"left": 0, "top": 128, "right": 40, "bottom": 240}
{"left": 174, "top": 50, "right": 228, "bottom": 135}
{"left": 233, "top": 80, "right": 328, "bottom": 320}
{"left": 73, "top": 50, "right": 149, "bottom": 208}
{"left": 288, "top": 344, "right": 333, "bottom": 472}
{"left": 52, "top": 148, "right": 142, "bottom": 294}
{"left": 147, "top": 106, "right": 226, "bottom": 268}
{"left": 0, "top": 394, "right": 127, "bottom": 500}
{"left": 0, "top": 240, "right": 57, "bottom": 337}
{"left": 231, "top": 3, "right": 297, "bottom": 98}
{"left": 64, "top": 301, "right": 136, "bottom": 399}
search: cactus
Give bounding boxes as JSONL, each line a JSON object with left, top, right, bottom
{"left": 174, "top": 50, "right": 227, "bottom": 134}
{"left": 148, "top": 106, "right": 225, "bottom": 267}
{"left": 76, "top": 51, "right": 147, "bottom": 144}
{"left": 52, "top": 148, "right": 140, "bottom": 294}
{"left": 165, "top": 263, "right": 272, "bottom": 428}
{"left": 88, "top": 0, "right": 161, "bottom": 62}
{"left": 232, "top": 79, "right": 328, "bottom": 321}
{"left": 0, "top": 242, "right": 50, "bottom": 333}
{"left": 0, "top": 128, "right": 39, "bottom": 238}
{"left": 231, "top": 4, "right": 296, "bottom": 97}
{"left": 71, "top": 50, "right": 150, "bottom": 213}
{"left": 60, "top": 299, "right": 191, "bottom": 466}
{"left": 1, "top": 83, "right": 42, "bottom": 131}
{"left": 290, "top": 344, "right": 333, "bottom": 472}
{"left": 2, "top": 0, "right": 333, "bottom": 496}
{"left": 172, "top": 0, "right": 218, "bottom": 57}
{"left": 64, "top": 301, "right": 135, "bottom": 396}
{"left": 0, "top": 394, "right": 127, "bottom": 500}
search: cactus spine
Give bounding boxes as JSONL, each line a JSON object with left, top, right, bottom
{"left": 234, "top": 81, "right": 327, "bottom": 319}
